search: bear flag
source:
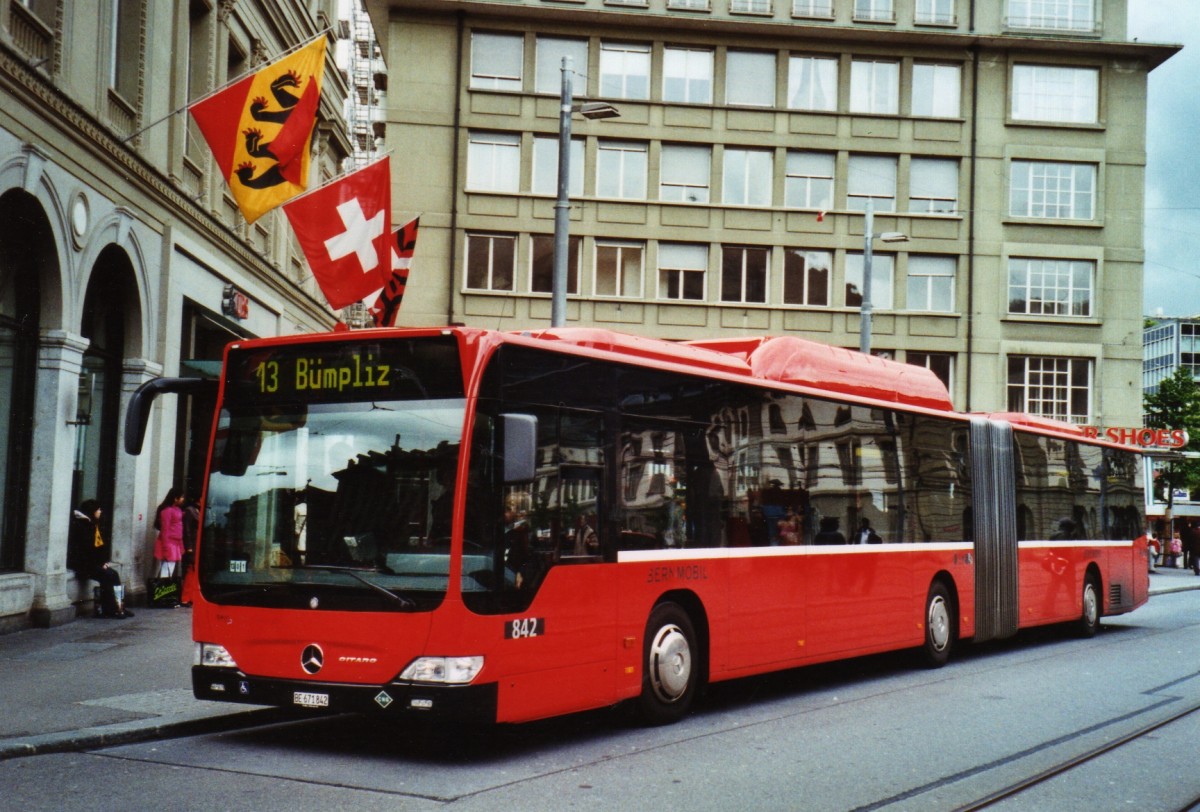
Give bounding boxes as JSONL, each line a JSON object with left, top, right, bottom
{"left": 189, "top": 36, "right": 326, "bottom": 223}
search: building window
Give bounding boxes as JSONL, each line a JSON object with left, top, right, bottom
{"left": 111, "top": 0, "right": 141, "bottom": 102}
{"left": 466, "top": 132, "right": 520, "bottom": 192}
{"left": 726, "top": 50, "right": 776, "bottom": 107}
{"left": 531, "top": 234, "right": 581, "bottom": 294}
{"left": 1007, "top": 257, "right": 1094, "bottom": 317}
{"left": 663, "top": 47, "right": 713, "bottom": 104}
{"left": 909, "top": 157, "right": 959, "bottom": 214}
{"left": 912, "top": 63, "right": 961, "bottom": 117}
{"left": 784, "top": 151, "right": 834, "bottom": 210}
{"left": 597, "top": 141, "right": 648, "bottom": 199}
{"left": 1007, "top": 356, "right": 1092, "bottom": 423}
{"left": 535, "top": 37, "right": 589, "bottom": 95}
{"left": 845, "top": 253, "right": 894, "bottom": 309}
{"left": 731, "top": 0, "right": 772, "bottom": 12}
{"left": 660, "top": 144, "right": 711, "bottom": 203}
{"left": 658, "top": 243, "right": 708, "bottom": 301}
{"left": 721, "top": 246, "right": 769, "bottom": 303}
{"left": 850, "top": 59, "right": 899, "bottom": 114}
{"left": 596, "top": 241, "right": 645, "bottom": 297}
{"left": 1009, "top": 160, "right": 1096, "bottom": 220}
{"left": 1011, "top": 64, "right": 1099, "bottom": 124}
{"left": 847, "top": 154, "right": 897, "bottom": 212}
{"left": 787, "top": 55, "right": 838, "bottom": 111}
{"left": 915, "top": 0, "right": 955, "bottom": 24}
{"left": 908, "top": 352, "right": 954, "bottom": 392}
{"left": 723, "top": 148, "right": 773, "bottom": 206}
{"left": 784, "top": 249, "right": 832, "bottom": 306}
{"left": 1007, "top": 0, "right": 1095, "bottom": 32}
{"left": 600, "top": 41, "right": 651, "bottom": 100}
{"left": 792, "top": 0, "right": 833, "bottom": 17}
{"left": 465, "top": 233, "right": 516, "bottom": 291}
{"left": 669, "top": 0, "right": 711, "bottom": 9}
{"left": 854, "top": 0, "right": 894, "bottom": 22}
{"left": 470, "top": 31, "right": 523, "bottom": 91}
{"left": 19, "top": 0, "right": 56, "bottom": 26}
{"left": 906, "top": 255, "right": 956, "bottom": 312}
{"left": 532, "top": 135, "right": 584, "bottom": 196}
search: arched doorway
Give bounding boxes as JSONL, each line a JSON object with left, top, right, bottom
{"left": 0, "top": 190, "right": 48, "bottom": 573}
{"left": 73, "top": 246, "right": 137, "bottom": 527}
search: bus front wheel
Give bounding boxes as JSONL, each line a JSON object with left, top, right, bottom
{"left": 922, "top": 581, "right": 954, "bottom": 668}
{"left": 637, "top": 602, "right": 698, "bottom": 725}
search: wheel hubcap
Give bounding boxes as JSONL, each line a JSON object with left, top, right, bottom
{"left": 1083, "top": 583, "right": 1098, "bottom": 626}
{"left": 649, "top": 624, "right": 692, "bottom": 702}
{"left": 928, "top": 595, "right": 950, "bottom": 652}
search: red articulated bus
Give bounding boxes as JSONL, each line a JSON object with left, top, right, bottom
{"left": 127, "top": 327, "right": 1149, "bottom": 725}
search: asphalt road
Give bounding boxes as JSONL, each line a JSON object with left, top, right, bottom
{"left": 5, "top": 589, "right": 1199, "bottom": 812}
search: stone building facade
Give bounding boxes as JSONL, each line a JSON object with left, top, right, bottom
{"left": 0, "top": 0, "right": 349, "bottom": 630}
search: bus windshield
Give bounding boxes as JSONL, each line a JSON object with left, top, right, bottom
{"left": 198, "top": 336, "right": 467, "bottom": 611}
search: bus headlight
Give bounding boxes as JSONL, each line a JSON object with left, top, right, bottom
{"left": 195, "top": 642, "right": 239, "bottom": 668}
{"left": 399, "top": 656, "right": 484, "bottom": 684}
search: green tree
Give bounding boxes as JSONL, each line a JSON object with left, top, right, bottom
{"left": 1144, "top": 366, "right": 1200, "bottom": 510}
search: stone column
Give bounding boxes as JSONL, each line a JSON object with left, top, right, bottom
{"left": 26, "top": 330, "right": 89, "bottom": 627}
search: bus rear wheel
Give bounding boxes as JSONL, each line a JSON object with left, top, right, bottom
{"left": 922, "top": 581, "right": 954, "bottom": 668}
{"left": 1077, "top": 572, "right": 1101, "bottom": 638}
{"left": 637, "top": 602, "right": 698, "bottom": 725}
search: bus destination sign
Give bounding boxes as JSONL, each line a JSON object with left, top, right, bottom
{"left": 224, "top": 337, "right": 464, "bottom": 405}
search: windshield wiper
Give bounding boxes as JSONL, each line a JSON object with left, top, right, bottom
{"left": 302, "top": 564, "right": 416, "bottom": 609}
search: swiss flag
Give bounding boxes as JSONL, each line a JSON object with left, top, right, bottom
{"left": 284, "top": 157, "right": 392, "bottom": 310}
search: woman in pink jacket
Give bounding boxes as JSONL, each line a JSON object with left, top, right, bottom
{"left": 154, "top": 488, "right": 185, "bottom": 578}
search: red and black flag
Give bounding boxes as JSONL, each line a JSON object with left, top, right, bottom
{"left": 368, "top": 217, "right": 419, "bottom": 328}
{"left": 188, "top": 36, "right": 326, "bottom": 223}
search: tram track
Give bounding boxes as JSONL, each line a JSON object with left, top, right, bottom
{"left": 952, "top": 699, "right": 1200, "bottom": 812}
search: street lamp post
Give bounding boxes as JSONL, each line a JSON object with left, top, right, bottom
{"left": 858, "top": 198, "right": 908, "bottom": 355}
{"left": 551, "top": 56, "right": 574, "bottom": 329}
{"left": 551, "top": 57, "right": 619, "bottom": 328}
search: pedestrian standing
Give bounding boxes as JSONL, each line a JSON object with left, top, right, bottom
{"left": 180, "top": 495, "right": 200, "bottom": 605}
{"left": 1187, "top": 521, "right": 1200, "bottom": 576}
{"left": 154, "top": 487, "right": 185, "bottom": 579}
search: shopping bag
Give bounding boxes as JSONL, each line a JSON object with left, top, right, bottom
{"left": 148, "top": 577, "right": 181, "bottom": 608}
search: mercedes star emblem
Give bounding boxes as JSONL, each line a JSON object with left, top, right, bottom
{"left": 301, "top": 644, "right": 324, "bottom": 675}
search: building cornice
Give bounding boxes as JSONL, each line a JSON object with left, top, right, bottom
{"left": 367, "top": 0, "right": 1180, "bottom": 71}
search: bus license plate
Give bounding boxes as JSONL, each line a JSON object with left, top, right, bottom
{"left": 293, "top": 691, "right": 329, "bottom": 708}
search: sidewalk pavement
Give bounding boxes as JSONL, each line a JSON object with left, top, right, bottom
{"left": 2, "top": 567, "right": 1198, "bottom": 761}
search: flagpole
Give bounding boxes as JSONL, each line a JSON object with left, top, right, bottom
{"left": 120, "top": 29, "right": 333, "bottom": 144}
{"left": 282, "top": 152, "right": 394, "bottom": 208}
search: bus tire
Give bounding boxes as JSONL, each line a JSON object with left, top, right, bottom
{"left": 637, "top": 602, "right": 698, "bottom": 725}
{"left": 922, "top": 581, "right": 954, "bottom": 668}
{"left": 1077, "top": 572, "right": 1101, "bottom": 638}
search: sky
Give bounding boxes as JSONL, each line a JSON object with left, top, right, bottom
{"left": 1129, "top": 2, "right": 1200, "bottom": 318}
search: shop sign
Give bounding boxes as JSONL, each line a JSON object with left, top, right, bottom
{"left": 222, "top": 285, "right": 250, "bottom": 320}
{"left": 1082, "top": 426, "right": 1188, "bottom": 449}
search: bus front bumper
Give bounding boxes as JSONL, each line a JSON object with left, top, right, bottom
{"left": 192, "top": 666, "right": 498, "bottom": 722}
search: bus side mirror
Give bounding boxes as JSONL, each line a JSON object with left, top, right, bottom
{"left": 124, "top": 377, "right": 217, "bottom": 455}
{"left": 502, "top": 414, "right": 537, "bottom": 483}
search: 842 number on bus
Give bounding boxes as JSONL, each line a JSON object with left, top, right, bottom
{"left": 506, "top": 617, "right": 545, "bottom": 639}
